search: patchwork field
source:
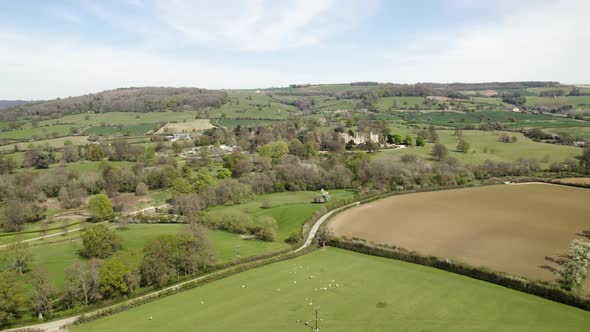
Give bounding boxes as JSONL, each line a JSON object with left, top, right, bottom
{"left": 329, "top": 184, "right": 590, "bottom": 284}
{"left": 72, "top": 248, "right": 590, "bottom": 332}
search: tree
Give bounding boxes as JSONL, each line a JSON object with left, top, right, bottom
{"left": 80, "top": 223, "right": 121, "bottom": 259}
{"left": 88, "top": 194, "right": 114, "bottom": 221}
{"left": 62, "top": 260, "right": 103, "bottom": 306}
{"left": 141, "top": 235, "right": 179, "bottom": 287}
{"left": 432, "top": 143, "right": 448, "bottom": 161}
{"left": 100, "top": 256, "right": 135, "bottom": 298}
{"left": 558, "top": 239, "right": 590, "bottom": 289}
{"left": 0, "top": 271, "right": 23, "bottom": 327}
{"left": 172, "top": 177, "right": 193, "bottom": 195}
{"left": 192, "top": 167, "right": 215, "bottom": 192}
{"left": 428, "top": 125, "right": 439, "bottom": 143}
{"left": 456, "top": 140, "right": 470, "bottom": 153}
{"left": 85, "top": 144, "right": 106, "bottom": 161}
{"left": 30, "top": 268, "right": 54, "bottom": 320}
{"left": 135, "top": 182, "right": 148, "bottom": 196}
{"left": 580, "top": 146, "right": 590, "bottom": 174}
{"left": 6, "top": 241, "right": 33, "bottom": 274}
{"left": 415, "top": 136, "right": 425, "bottom": 147}
{"left": 176, "top": 223, "right": 214, "bottom": 275}
{"left": 257, "top": 141, "right": 289, "bottom": 164}
{"left": 253, "top": 216, "right": 278, "bottom": 242}
{"left": 62, "top": 145, "right": 80, "bottom": 163}
{"left": 171, "top": 141, "right": 182, "bottom": 155}
{"left": 403, "top": 135, "right": 413, "bottom": 146}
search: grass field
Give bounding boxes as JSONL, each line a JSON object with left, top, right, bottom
{"left": 329, "top": 184, "right": 590, "bottom": 286}
{"left": 24, "top": 224, "right": 287, "bottom": 289}
{"left": 155, "top": 119, "right": 214, "bottom": 134}
{"left": 526, "top": 96, "right": 590, "bottom": 110}
{"left": 0, "top": 124, "right": 77, "bottom": 140}
{"left": 377, "top": 129, "right": 582, "bottom": 167}
{"left": 547, "top": 126, "right": 590, "bottom": 140}
{"left": 207, "top": 190, "right": 355, "bottom": 241}
{"left": 37, "top": 111, "right": 199, "bottom": 127}
{"left": 72, "top": 248, "right": 590, "bottom": 332}
{"left": 0, "top": 136, "right": 90, "bottom": 152}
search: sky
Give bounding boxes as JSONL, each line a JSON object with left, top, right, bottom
{"left": 1, "top": 0, "right": 589, "bottom": 100}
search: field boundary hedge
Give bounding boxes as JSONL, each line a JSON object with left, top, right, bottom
{"left": 328, "top": 237, "right": 590, "bottom": 311}
{"left": 70, "top": 247, "right": 314, "bottom": 327}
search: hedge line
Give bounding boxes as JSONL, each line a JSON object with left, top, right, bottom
{"left": 71, "top": 247, "right": 314, "bottom": 326}
{"left": 328, "top": 238, "right": 590, "bottom": 311}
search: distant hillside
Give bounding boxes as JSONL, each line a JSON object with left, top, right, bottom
{"left": 0, "top": 100, "right": 35, "bottom": 110}
{"left": 1, "top": 87, "right": 227, "bottom": 121}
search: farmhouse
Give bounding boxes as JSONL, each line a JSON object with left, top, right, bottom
{"left": 167, "top": 133, "right": 192, "bottom": 142}
{"left": 340, "top": 131, "right": 379, "bottom": 145}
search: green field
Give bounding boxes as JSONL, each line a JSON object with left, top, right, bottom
{"left": 378, "top": 129, "right": 582, "bottom": 166}
{"left": 526, "top": 96, "right": 590, "bottom": 110}
{"left": 37, "top": 111, "right": 198, "bottom": 127}
{"left": 84, "top": 124, "right": 155, "bottom": 136}
{"left": 0, "top": 124, "right": 77, "bottom": 140}
{"left": 73, "top": 248, "right": 590, "bottom": 332}
{"left": 207, "top": 190, "right": 355, "bottom": 241}
{"left": 0, "top": 136, "right": 90, "bottom": 152}
{"left": 25, "top": 224, "right": 287, "bottom": 289}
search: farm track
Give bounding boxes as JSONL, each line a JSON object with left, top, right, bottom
{"left": 3, "top": 201, "right": 360, "bottom": 332}
{"left": 0, "top": 204, "right": 169, "bottom": 249}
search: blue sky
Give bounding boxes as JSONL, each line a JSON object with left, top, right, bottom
{"left": 1, "top": 0, "right": 589, "bottom": 99}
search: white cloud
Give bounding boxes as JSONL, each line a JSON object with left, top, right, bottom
{"left": 0, "top": 30, "right": 299, "bottom": 100}
{"left": 88, "top": 0, "right": 375, "bottom": 52}
{"left": 388, "top": 0, "right": 590, "bottom": 83}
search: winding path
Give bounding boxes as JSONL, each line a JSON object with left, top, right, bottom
{"left": 3, "top": 201, "right": 359, "bottom": 332}
{"left": 0, "top": 204, "right": 169, "bottom": 249}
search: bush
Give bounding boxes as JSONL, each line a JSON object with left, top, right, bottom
{"left": 88, "top": 194, "right": 114, "bottom": 221}
{"left": 135, "top": 182, "right": 148, "bottom": 196}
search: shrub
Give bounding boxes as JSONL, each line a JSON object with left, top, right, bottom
{"left": 135, "top": 182, "right": 148, "bottom": 196}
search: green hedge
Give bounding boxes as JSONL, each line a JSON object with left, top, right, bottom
{"left": 72, "top": 247, "right": 314, "bottom": 326}
{"left": 328, "top": 238, "right": 590, "bottom": 311}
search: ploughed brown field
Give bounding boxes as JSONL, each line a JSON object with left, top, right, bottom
{"left": 556, "top": 177, "right": 590, "bottom": 185}
{"left": 329, "top": 184, "right": 590, "bottom": 284}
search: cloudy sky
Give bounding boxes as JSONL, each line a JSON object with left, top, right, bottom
{"left": 1, "top": 0, "right": 589, "bottom": 99}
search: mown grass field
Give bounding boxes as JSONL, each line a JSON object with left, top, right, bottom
{"left": 329, "top": 184, "right": 590, "bottom": 287}
{"left": 23, "top": 224, "right": 287, "bottom": 289}
{"left": 72, "top": 248, "right": 590, "bottom": 332}
{"left": 155, "top": 119, "right": 214, "bottom": 134}
{"left": 377, "top": 129, "right": 582, "bottom": 167}
{"left": 207, "top": 190, "right": 355, "bottom": 241}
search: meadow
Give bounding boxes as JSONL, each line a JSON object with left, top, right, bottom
{"left": 25, "top": 224, "right": 288, "bottom": 290}
{"left": 329, "top": 184, "right": 590, "bottom": 286}
{"left": 71, "top": 248, "right": 590, "bottom": 332}
{"left": 206, "top": 190, "right": 355, "bottom": 241}
{"left": 155, "top": 119, "right": 214, "bottom": 134}
{"left": 377, "top": 128, "right": 582, "bottom": 167}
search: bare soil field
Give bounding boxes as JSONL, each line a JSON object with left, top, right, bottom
{"left": 556, "top": 177, "right": 590, "bottom": 185}
{"left": 329, "top": 184, "right": 590, "bottom": 284}
{"left": 155, "top": 119, "right": 213, "bottom": 134}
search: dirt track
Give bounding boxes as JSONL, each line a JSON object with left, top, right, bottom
{"left": 329, "top": 184, "right": 590, "bottom": 282}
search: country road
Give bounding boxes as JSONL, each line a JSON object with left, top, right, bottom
{"left": 3, "top": 201, "right": 359, "bottom": 332}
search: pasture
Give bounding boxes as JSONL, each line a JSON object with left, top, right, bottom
{"left": 155, "top": 119, "right": 214, "bottom": 134}
{"left": 72, "top": 248, "right": 590, "bottom": 332}
{"left": 0, "top": 136, "right": 90, "bottom": 152}
{"left": 206, "top": 190, "right": 355, "bottom": 241}
{"left": 377, "top": 129, "right": 582, "bottom": 166}
{"left": 23, "top": 224, "right": 287, "bottom": 289}
{"left": 329, "top": 184, "right": 590, "bottom": 286}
